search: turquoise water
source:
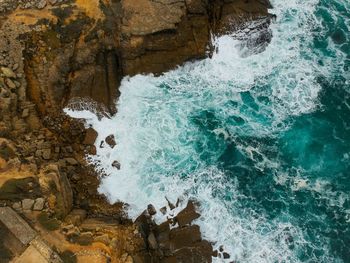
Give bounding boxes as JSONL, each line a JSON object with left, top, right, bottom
{"left": 68, "top": 0, "right": 350, "bottom": 262}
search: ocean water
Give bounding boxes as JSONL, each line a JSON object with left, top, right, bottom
{"left": 66, "top": 0, "right": 350, "bottom": 262}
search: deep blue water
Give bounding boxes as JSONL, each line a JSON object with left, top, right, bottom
{"left": 69, "top": 0, "right": 350, "bottom": 262}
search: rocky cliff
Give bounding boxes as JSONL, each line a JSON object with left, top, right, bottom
{"left": 0, "top": 0, "right": 272, "bottom": 262}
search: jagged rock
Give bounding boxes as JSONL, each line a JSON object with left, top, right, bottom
{"left": 22, "top": 199, "right": 35, "bottom": 210}
{"left": 83, "top": 128, "right": 98, "bottom": 145}
{"left": 223, "top": 252, "right": 230, "bottom": 259}
{"left": 38, "top": 164, "right": 73, "bottom": 217}
{"left": 105, "top": 134, "right": 116, "bottom": 148}
{"left": 169, "top": 225, "right": 201, "bottom": 251}
{"left": 175, "top": 200, "right": 200, "bottom": 227}
{"left": 33, "top": 198, "right": 45, "bottom": 211}
{"left": 112, "top": 160, "right": 121, "bottom": 170}
{"left": 160, "top": 206, "right": 167, "bottom": 215}
{"left": 147, "top": 204, "right": 156, "bottom": 216}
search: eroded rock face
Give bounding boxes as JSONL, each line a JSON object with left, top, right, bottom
{"left": 135, "top": 201, "right": 213, "bottom": 263}
{"left": 0, "top": 1, "right": 273, "bottom": 262}
{"left": 4, "top": 0, "right": 272, "bottom": 116}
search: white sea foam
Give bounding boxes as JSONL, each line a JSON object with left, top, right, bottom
{"left": 64, "top": 0, "right": 346, "bottom": 262}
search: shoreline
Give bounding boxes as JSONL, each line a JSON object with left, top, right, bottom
{"left": 0, "top": 0, "right": 272, "bottom": 262}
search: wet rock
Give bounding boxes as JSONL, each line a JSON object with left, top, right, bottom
{"left": 169, "top": 225, "right": 201, "bottom": 251}
{"left": 39, "top": 164, "right": 73, "bottom": 217}
{"left": 166, "top": 197, "right": 176, "bottom": 210}
{"left": 112, "top": 160, "right": 121, "bottom": 170}
{"left": 22, "top": 198, "right": 35, "bottom": 210}
{"left": 175, "top": 200, "right": 200, "bottom": 227}
{"left": 33, "top": 197, "right": 45, "bottom": 211}
{"left": 147, "top": 204, "right": 157, "bottom": 216}
{"left": 160, "top": 206, "right": 167, "bottom": 215}
{"left": 83, "top": 128, "right": 98, "bottom": 145}
{"left": 223, "top": 252, "right": 230, "bottom": 259}
{"left": 105, "top": 134, "right": 116, "bottom": 148}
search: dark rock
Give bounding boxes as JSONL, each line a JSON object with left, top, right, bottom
{"left": 165, "top": 197, "right": 175, "bottom": 210}
{"left": 169, "top": 225, "right": 201, "bottom": 251}
{"left": 83, "top": 128, "right": 98, "bottom": 145}
{"left": 147, "top": 232, "right": 158, "bottom": 250}
{"left": 112, "top": 160, "right": 121, "bottom": 170}
{"left": 105, "top": 134, "right": 116, "bottom": 148}
{"left": 175, "top": 200, "right": 200, "bottom": 227}
{"left": 223, "top": 252, "right": 230, "bottom": 259}
{"left": 147, "top": 204, "right": 156, "bottom": 216}
{"left": 160, "top": 206, "right": 167, "bottom": 215}
{"left": 170, "top": 240, "right": 213, "bottom": 263}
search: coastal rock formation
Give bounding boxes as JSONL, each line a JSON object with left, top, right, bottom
{"left": 3, "top": 0, "right": 273, "bottom": 116}
{"left": 0, "top": 0, "right": 272, "bottom": 262}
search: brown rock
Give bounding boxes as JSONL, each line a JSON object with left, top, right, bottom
{"left": 105, "top": 134, "right": 116, "bottom": 148}
{"left": 65, "top": 209, "right": 87, "bottom": 226}
{"left": 223, "top": 252, "right": 230, "bottom": 259}
{"left": 175, "top": 200, "right": 200, "bottom": 227}
{"left": 169, "top": 225, "right": 201, "bottom": 251}
{"left": 83, "top": 128, "right": 98, "bottom": 145}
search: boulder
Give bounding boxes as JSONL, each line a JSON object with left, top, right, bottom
{"left": 33, "top": 198, "right": 45, "bottom": 211}
{"left": 105, "top": 134, "right": 116, "bottom": 148}
{"left": 175, "top": 200, "right": 200, "bottom": 227}
{"left": 22, "top": 199, "right": 35, "bottom": 210}
{"left": 83, "top": 128, "right": 98, "bottom": 145}
{"left": 169, "top": 225, "right": 201, "bottom": 251}
{"left": 112, "top": 160, "right": 121, "bottom": 169}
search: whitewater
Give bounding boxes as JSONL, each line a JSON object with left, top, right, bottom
{"left": 66, "top": 0, "right": 350, "bottom": 262}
